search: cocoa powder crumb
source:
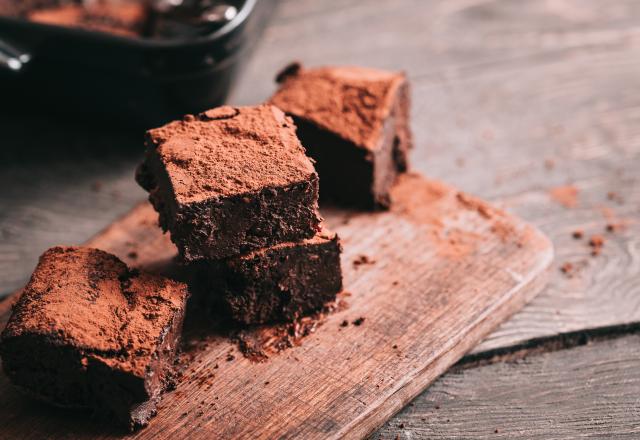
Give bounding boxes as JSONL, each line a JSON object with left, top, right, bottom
{"left": 588, "top": 235, "right": 605, "bottom": 256}
{"left": 352, "top": 317, "right": 366, "bottom": 326}
{"left": 456, "top": 192, "right": 493, "bottom": 219}
{"left": 572, "top": 230, "right": 583, "bottom": 239}
{"left": 560, "top": 262, "right": 575, "bottom": 277}
{"left": 353, "top": 254, "right": 376, "bottom": 267}
{"left": 340, "top": 320, "right": 349, "bottom": 327}
{"left": 605, "top": 222, "right": 626, "bottom": 233}
{"left": 226, "top": 354, "right": 235, "bottom": 362}
{"left": 270, "top": 64, "right": 407, "bottom": 151}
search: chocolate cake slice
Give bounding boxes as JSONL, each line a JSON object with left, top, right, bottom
{"left": 191, "top": 228, "right": 342, "bottom": 325}
{"left": 136, "top": 104, "right": 322, "bottom": 262}
{"left": 270, "top": 63, "right": 413, "bottom": 209}
{"left": 0, "top": 246, "right": 189, "bottom": 431}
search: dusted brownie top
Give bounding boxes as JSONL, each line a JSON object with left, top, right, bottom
{"left": 145, "top": 104, "right": 317, "bottom": 204}
{"left": 270, "top": 63, "right": 406, "bottom": 151}
{"left": 2, "top": 246, "right": 188, "bottom": 379}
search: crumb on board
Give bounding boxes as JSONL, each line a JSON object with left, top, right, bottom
{"left": 560, "top": 262, "right": 575, "bottom": 277}
{"left": 456, "top": 192, "right": 493, "bottom": 219}
{"left": 352, "top": 317, "right": 366, "bottom": 326}
{"left": 588, "top": 235, "right": 605, "bottom": 256}
{"left": 572, "top": 230, "right": 583, "bottom": 239}
{"left": 353, "top": 254, "right": 376, "bottom": 267}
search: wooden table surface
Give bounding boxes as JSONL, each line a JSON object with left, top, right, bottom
{"left": 1, "top": 0, "right": 639, "bottom": 438}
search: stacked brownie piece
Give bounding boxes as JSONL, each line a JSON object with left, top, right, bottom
{"left": 136, "top": 104, "right": 344, "bottom": 324}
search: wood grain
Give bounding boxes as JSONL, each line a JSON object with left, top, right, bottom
{"left": 374, "top": 332, "right": 640, "bottom": 439}
{"left": 0, "top": 174, "right": 551, "bottom": 439}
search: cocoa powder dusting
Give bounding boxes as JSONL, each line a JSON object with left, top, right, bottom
{"left": 389, "top": 174, "right": 527, "bottom": 259}
{"left": 549, "top": 185, "right": 579, "bottom": 208}
{"left": 436, "top": 229, "right": 484, "bottom": 259}
{"left": 490, "top": 220, "right": 518, "bottom": 243}
{"left": 2, "top": 247, "right": 188, "bottom": 378}
{"left": 270, "top": 64, "right": 407, "bottom": 151}
{"left": 145, "top": 104, "right": 316, "bottom": 204}
{"left": 455, "top": 192, "right": 495, "bottom": 219}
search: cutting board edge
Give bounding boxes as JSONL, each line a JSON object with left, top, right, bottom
{"left": 338, "top": 227, "right": 554, "bottom": 439}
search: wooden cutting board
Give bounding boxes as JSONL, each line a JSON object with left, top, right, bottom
{"left": 0, "top": 173, "right": 552, "bottom": 439}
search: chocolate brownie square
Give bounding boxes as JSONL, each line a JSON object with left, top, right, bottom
{"left": 270, "top": 63, "right": 413, "bottom": 209}
{"left": 136, "top": 104, "right": 322, "bottom": 261}
{"left": 192, "top": 228, "right": 342, "bottom": 325}
{"left": 0, "top": 246, "right": 189, "bottom": 431}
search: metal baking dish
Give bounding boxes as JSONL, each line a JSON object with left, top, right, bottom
{"left": 0, "top": 0, "right": 274, "bottom": 126}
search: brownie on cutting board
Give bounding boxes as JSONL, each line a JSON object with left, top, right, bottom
{"left": 191, "top": 227, "right": 342, "bottom": 325}
{"left": 0, "top": 246, "right": 189, "bottom": 431}
{"left": 136, "top": 104, "right": 322, "bottom": 262}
